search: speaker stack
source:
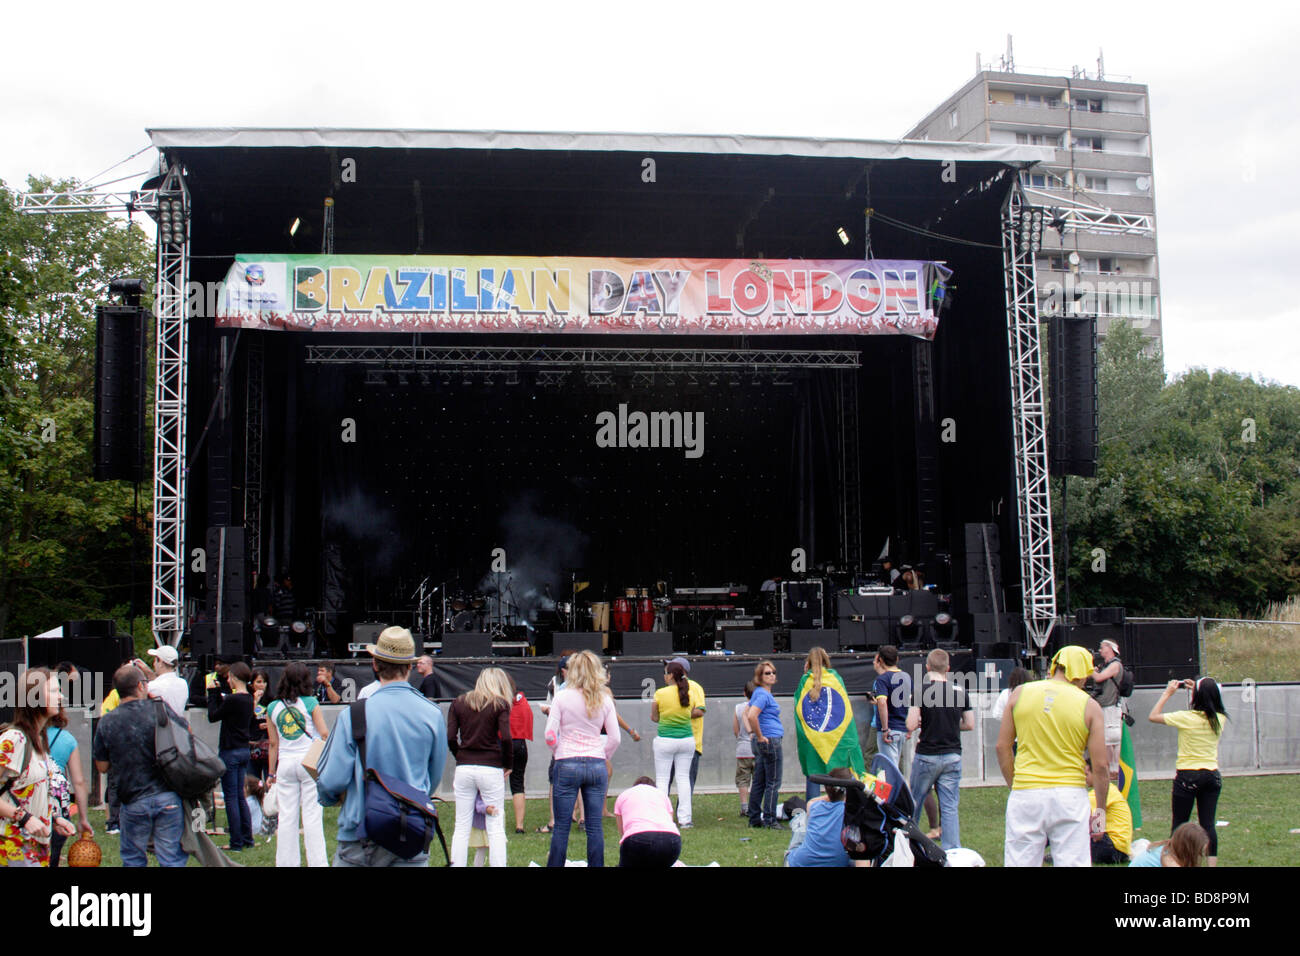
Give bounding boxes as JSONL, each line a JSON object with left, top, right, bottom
{"left": 1049, "top": 315, "right": 1099, "bottom": 479}
{"left": 950, "top": 523, "right": 1016, "bottom": 653}
{"left": 93, "top": 305, "right": 147, "bottom": 483}
{"left": 197, "top": 526, "right": 249, "bottom": 657}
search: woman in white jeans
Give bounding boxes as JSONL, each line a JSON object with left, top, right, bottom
{"left": 650, "top": 661, "right": 704, "bottom": 828}
{"left": 447, "top": 667, "right": 514, "bottom": 867}
{"left": 266, "top": 661, "right": 330, "bottom": 867}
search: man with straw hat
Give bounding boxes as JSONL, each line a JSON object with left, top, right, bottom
{"left": 315, "top": 627, "right": 447, "bottom": 867}
{"left": 995, "top": 646, "right": 1110, "bottom": 867}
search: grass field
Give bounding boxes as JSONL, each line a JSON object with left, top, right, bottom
{"left": 1205, "top": 598, "right": 1300, "bottom": 682}
{"left": 81, "top": 773, "right": 1297, "bottom": 867}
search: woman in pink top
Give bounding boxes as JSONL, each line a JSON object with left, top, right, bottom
{"left": 544, "top": 650, "right": 620, "bottom": 867}
{"left": 614, "top": 776, "right": 681, "bottom": 867}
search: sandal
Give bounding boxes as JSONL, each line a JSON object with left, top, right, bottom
{"left": 535, "top": 824, "right": 553, "bottom": 833}
{"left": 515, "top": 828, "right": 526, "bottom": 834}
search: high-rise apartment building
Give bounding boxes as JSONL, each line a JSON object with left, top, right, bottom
{"left": 907, "top": 63, "right": 1161, "bottom": 344}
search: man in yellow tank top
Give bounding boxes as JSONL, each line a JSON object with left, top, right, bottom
{"left": 995, "top": 646, "right": 1110, "bottom": 867}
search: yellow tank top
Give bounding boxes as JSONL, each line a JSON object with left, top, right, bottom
{"left": 1011, "top": 679, "right": 1091, "bottom": 790}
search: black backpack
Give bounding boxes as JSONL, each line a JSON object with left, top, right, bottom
{"left": 153, "top": 700, "right": 226, "bottom": 799}
{"left": 1119, "top": 666, "right": 1135, "bottom": 698}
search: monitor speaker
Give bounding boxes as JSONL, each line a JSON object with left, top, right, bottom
{"left": 622, "top": 632, "right": 673, "bottom": 657}
{"left": 725, "top": 630, "right": 773, "bottom": 655}
{"left": 190, "top": 622, "right": 247, "bottom": 659}
{"left": 552, "top": 632, "right": 605, "bottom": 656}
{"left": 790, "top": 629, "right": 837, "bottom": 655}
{"left": 440, "top": 634, "right": 493, "bottom": 658}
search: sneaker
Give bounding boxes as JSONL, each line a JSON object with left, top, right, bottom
{"left": 764, "top": 821, "right": 787, "bottom": 831}
{"left": 680, "top": 822, "right": 694, "bottom": 829}
{"left": 106, "top": 825, "right": 120, "bottom": 835}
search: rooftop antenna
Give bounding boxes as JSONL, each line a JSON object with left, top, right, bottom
{"left": 976, "top": 51, "right": 982, "bottom": 73}
{"left": 1006, "top": 33, "right": 1015, "bottom": 73}
{"left": 1097, "top": 48, "right": 1105, "bottom": 81}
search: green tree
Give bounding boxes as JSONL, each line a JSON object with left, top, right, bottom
{"left": 0, "top": 177, "right": 154, "bottom": 639}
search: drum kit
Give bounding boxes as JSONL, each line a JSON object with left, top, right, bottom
{"left": 605, "top": 586, "right": 669, "bottom": 634}
{"left": 415, "top": 575, "right": 523, "bottom": 640}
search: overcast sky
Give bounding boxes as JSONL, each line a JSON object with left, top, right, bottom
{"left": 3, "top": 1, "right": 1296, "bottom": 387}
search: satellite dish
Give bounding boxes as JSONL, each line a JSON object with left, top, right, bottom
{"left": 1135, "top": 176, "right": 1151, "bottom": 192}
{"left": 1068, "top": 251, "right": 1081, "bottom": 266}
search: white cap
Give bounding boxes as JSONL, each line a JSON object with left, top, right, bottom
{"left": 148, "top": 645, "right": 179, "bottom": 666}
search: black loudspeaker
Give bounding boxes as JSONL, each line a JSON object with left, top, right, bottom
{"left": 552, "top": 633, "right": 604, "bottom": 657}
{"left": 205, "top": 526, "right": 248, "bottom": 621}
{"left": 961, "top": 522, "right": 999, "bottom": 555}
{"left": 725, "top": 630, "right": 774, "bottom": 655}
{"left": 352, "top": 622, "right": 386, "bottom": 646}
{"left": 622, "top": 632, "right": 673, "bottom": 657}
{"left": 441, "top": 634, "right": 493, "bottom": 658}
{"left": 190, "top": 622, "right": 247, "bottom": 659}
{"left": 972, "top": 642, "right": 1018, "bottom": 659}
{"left": 93, "top": 305, "right": 147, "bottom": 483}
{"left": 1049, "top": 314, "right": 1099, "bottom": 478}
{"left": 1124, "top": 620, "right": 1198, "bottom": 685}
{"left": 969, "top": 613, "right": 1023, "bottom": 644}
{"left": 951, "top": 523, "right": 1005, "bottom": 615}
{"left": 790, "top": 629, "right": 838, "bottom": 655}
{"left": 61, "top": 619, "right": 117, "bottom": 639}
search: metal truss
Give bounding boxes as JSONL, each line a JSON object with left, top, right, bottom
{"left": 151, "top": 163, "right": 191, "bottom": 644}
{"left": 17, "top": 188, "right": 161, "bottom": 215}
{"left": 305, "top": 345, "right": 861, "bottom": 371}
{"left": 244, "top": 336, "right": 265, "bottom": 577}
{"left": 1023, "top": 187, "right": 1154, "bottom": 237}
{"left": 1002, "top": 187, "right": 1057, "bottom": 649}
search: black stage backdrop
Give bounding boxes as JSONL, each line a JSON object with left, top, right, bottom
{"left": 283, "top": 357, "right": 845, "bottom": 631}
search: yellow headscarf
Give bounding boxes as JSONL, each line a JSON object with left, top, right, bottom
{"left": 1050, "top": 645, "right": 1094, "bottom": 682}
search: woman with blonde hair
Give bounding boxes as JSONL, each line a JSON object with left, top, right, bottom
{"left": 1128, "top": 822, "right": 1211, "bottom": 867}
{"left": 794, "top": 647, "right": 863, "bottom": 800}
{"left": 544, "top": 650, "right": 620, "bottom": 866}
{"left": 448, "top": 666, "right": 514, "bottom": 867}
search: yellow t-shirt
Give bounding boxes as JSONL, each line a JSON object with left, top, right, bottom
{"left": 1089, "top": 783, "right": 1132, "bottom": 856}
{"left": 688, "top": 679, "right": 705, "bottom": 754}
{"left": 1011, "top": 679, "right": 1091, "bottom": 790}
{"left": 654, "top": 681, "right": 705, "bottom": 741}
{"left": 1162, "top": 710, "right": 1222, "bottom": 771}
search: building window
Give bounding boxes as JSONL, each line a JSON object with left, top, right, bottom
{"left": 1073, "top": 97, "right": 1104, "bottom": 112}
{"left": 1085, "top": 175, "right": 1109, "bottom": 192}
{"left": 1018, "top": 133, "right": 1063, "bottom": 148}
{"left": 949, "top": 109, "right": 959, "bottom": 129}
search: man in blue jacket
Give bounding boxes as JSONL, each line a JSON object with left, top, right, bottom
{"left": 315, "top": 627, "right": 447, "bottom": 867}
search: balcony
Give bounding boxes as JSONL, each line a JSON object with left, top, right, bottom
{"left": 1051, "top": 148, "right": 1152, "bottom": 174}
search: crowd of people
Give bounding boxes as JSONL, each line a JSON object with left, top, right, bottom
{"left": 0, "top": 633, "right": 1227, "bottom": 869}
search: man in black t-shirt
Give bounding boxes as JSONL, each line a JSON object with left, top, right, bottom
{"left": 415, "top": 655, "right": 439, "bottom": 699}
{"left": 904, "top": 648, "right": 973, "bottom": 853}
{"left": 92, "top": 665, "right": 191, "bottom": 867}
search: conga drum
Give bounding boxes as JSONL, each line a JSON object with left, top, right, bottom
{"left": 637, "top": 596, "right": 655, "bottom": 632}
{"left": 612, "top": 597, "right": 633, "bottom": 632}
{"left": 591, "top": 601, "right": 610, "bottom": 633}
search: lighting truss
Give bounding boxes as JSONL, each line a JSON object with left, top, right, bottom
{"left": 151, "top": 163, "right": 190, "bottom": 643}
{"left": 17, "top": 188, "right": 162, "bottom": 215}
{"left": 1002, "top": 186, "right": 1057, "bottom": 649}
{"left": 305, "top": 345, "right": 861, "bottom": 371}
{"left": 1024, "top": 187, "right": 1154, "bottom": 237}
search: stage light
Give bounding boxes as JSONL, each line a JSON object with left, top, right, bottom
{"left": 289, "top": 217, "right": 301, "bottom": 237}
{"left": 291, "top": 620, "right": 307, "bottom": 634}
{"left": 934, "top": 611, "right": 957, "bottom": 643}
{"left": 836, "top": 226, "right": 850, "bottom": 246}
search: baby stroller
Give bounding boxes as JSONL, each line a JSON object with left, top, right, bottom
{"left": 809, "top": 753, "right": 946, "bottom": 867}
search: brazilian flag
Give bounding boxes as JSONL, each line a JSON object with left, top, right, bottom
{"left": 1117, "top": 720, "right": 1143, "bottom": 828}
{"left": 795, "top": 667, "right": 865, "bottom": 776}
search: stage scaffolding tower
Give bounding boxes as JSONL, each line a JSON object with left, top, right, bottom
{"left": 1002, "top": 185, "right": 1057, "bottom": 650}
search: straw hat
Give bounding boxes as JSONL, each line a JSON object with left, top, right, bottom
{"left": 367, "top": 626, "right": 417, "bottom": 663}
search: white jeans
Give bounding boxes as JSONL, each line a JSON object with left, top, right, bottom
{"left": 1004, "top": 787, "right": 1091, "bottom": 868}
{"left": 275, "top": 751, "right": 328, "bottom": 867}
{"left": 653, "top": 735, "right": 695, "bottom": 825}
{"left": 451, "top": 764, "right": 507, "bottom": 867}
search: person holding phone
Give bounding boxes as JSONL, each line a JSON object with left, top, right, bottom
{"left": 1148, "top": 677, "right": 1228, "bottom": 866}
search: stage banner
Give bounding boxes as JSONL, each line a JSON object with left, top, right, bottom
{"left": 216, "top": 255, "right": 952, "bottom": 336}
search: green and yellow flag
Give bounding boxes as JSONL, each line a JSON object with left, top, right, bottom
{"left": 1117, "top": 719, "right": 1142, "bottom": 828}
{"left": 795, "top": 667, "right": 865, "bottom": 776}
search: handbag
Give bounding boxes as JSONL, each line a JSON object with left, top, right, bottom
{"left": 350, "top": 701, "right": 448, "bottom": 863}
{"left": 154, "top": 700, "right": 225, "bottom": 799}
{"left": 261, "top": 782, "right": 279, "bottom": 817}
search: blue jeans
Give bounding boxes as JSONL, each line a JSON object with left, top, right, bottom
{"left": 877, "top": 730, "right": 904, "bottom": 769}
{"left": 334, "top": 839, "right": 429, "bottom": 867}
{"left": 547, "top": 757, "right": 608, "bottom": 867}
{"left": 909, "top": 751, "right": 962, "bottom": 851}
{"left": 748, "top": 737, "right": 783, "bottom": 826}
{"left": 119, "top": 790, "right": 188, "bottom": 867}
{"left": 220, "top": 747, "right": 253, "bottom": 849}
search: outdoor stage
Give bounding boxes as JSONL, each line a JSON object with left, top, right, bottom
{"left": 131, "top": 129, "right": 1058, "bottom": 664}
